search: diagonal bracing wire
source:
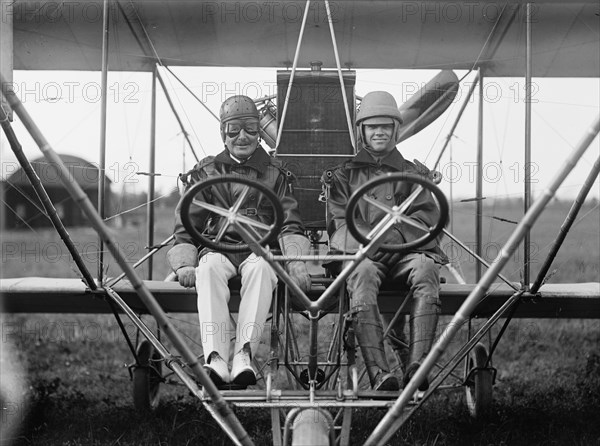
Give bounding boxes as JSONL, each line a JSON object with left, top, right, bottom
{"left": 0, "top": 199, "right": 37, "bottom": 233}
{"left": 155, "top": 66, "right": 201, "bottom": 163}
{"left": 324, "top": 0, "right": 356, "bottom": 150}
{"left": 275, "top": 0, "right": 312, "bottom": 150}
{"left": 164, "top": 66, "right": 219, "bottom": 122}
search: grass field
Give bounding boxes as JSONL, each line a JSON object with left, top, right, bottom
{"left": 1, "top": 200, "right": 599, "bottom": 445}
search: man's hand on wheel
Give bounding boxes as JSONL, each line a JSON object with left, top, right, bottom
{"left": 287, "top": 261, "right": 311, "bottom": 294}
{"left": 176, "top": 266, "right": 196, "bottom": 288}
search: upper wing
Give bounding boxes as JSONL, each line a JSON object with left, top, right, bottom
{"left": 8, "top": 1, "right": 599, "bottom": 76}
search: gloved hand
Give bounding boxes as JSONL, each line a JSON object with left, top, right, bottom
{"left": 287, "top": 261, "right": 311, "bottom": 293}
{"left": 330, "top": 225, "right": 405, "bottom": 266}
{"left": 279, "top": 233, "right": 312, "bottom": 294}
{"left": 176, "top": 266, "right": 196, "bottom": 288}
{"left": 370, "top": 251, "right": 403, "bottom": 266}
{"left": 167, "top": 243, "right": 198, "bottom": 271}
{"left": 367, "top": 224, "right": 405, "bottom": 265}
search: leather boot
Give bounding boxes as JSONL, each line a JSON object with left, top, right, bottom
{"left": 353, "top": 304, "right": 400, "bottom": 391}
{"left": 383, "top": 314, "right": 409, "bottom": 373}
{"left": 403, "top": 296, "right": 440, "bottom": 391}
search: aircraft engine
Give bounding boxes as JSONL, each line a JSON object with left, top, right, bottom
{"left": 256, "top": 98, "right": 277, "bottom": 149}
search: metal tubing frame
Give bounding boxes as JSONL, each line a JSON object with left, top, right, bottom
{"left": 483, "top": 295, "right": 522, "bottom": 368}
{"left": 324, "top": 0, "right": 356, "bottom": 150}
{"left": 232, "top": 203, "right": 417, "bottom": 390}
{"left": 0, "top": 107, "right": 97, "bottom": 290}
{"left": 269, "top": 284, "right": 283, "bottom": 382}
{"left": 365, "top": 114, "right": 600, "bottom": 446}
{"left": 107, "top": 234, "right": 175, "bottom": 287}
{"left": 232, "top": 195, "right": 435, "bottom": 392}
{"left": 147, "top": 66, "right": 157, "bottom": 280}
{"left": 428, "top": 290, "right": 523, "bottom": 388}
{"left": 0, "top": 78, "right": 255, "bottom": 446}
{"left": 268, "top": 286, "right": 283, "bottom": 446}
{"left": 307, "top": 311, "right": 321, "bottom": 382}
{"left": 103, "top": 287, "right": 243, "bottom": 446}
{"left": 476, "top": 67, "right": 484, "bottom": 281}
{"left": 234, "top": 208, "right": 400, "bottom": 315}
{"left": 283, "top": 289, "right": 304, "bottom": 387}
{"left": 98, "top": 0, "right": 110, "bottom": 282}
{"left": 523, "top": 3, "right": 533, "bottom": 288}
{"left": 281, "top": 407, "right": 303, "bottom": 446}
{"left": 442, "top": 229, "right": 520, "bottom": 291}
{"left": 385, "top": 289, "right": 524, "bottom": 438}
{"left": 530, "top": 156, "right": 600, "bottom": 294}
{"left": 229, "top": 182, "right": 434, "bottom": 389}
{"left": 274, "top": 0, "right": 311, "bottom": 150}
{"left": 1, "top": 104, "right": 158, "bottom": 363}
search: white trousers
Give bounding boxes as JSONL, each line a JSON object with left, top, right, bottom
{"left": 195, "top": 252, "right": 277, "bottom": 362}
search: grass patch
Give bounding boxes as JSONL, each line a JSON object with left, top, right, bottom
{"left": 3, "top": 315, "right": 600, "bottom": 445}
{"left": 1, "top": 200, "right": 599, "bottom": 444}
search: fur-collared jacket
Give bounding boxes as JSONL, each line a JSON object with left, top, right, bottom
{"left": 173, "top": 147, "right": 305, "bottom": 267}
{"left": 322, "top": 148, "right": 448, "bottom": 264}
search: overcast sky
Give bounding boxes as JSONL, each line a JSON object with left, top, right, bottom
{"left": 1, "top": 68, "right": 598, "bottom": 206}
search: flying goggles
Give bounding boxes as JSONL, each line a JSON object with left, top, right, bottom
{"left": 225, "top": 120, "right": 260, "bottom": 138}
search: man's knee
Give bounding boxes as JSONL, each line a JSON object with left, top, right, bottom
{"left": 242, "top": 256, "right": 277, "bottom": 286}
{"left": 347, "top": 259, "right": 383, "bottom": 305}
{"left": 409, "top": 255, "right": 439, "bottom": 283}
{"left": 196, "top": 253, "right": 231, "bottom": 280}
{"left": 350, "top": 258, "right": 381, "bottom": 281}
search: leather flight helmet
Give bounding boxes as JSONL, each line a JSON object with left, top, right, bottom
{"left": 356, "top": 91, "right": 403, "bottom": 125}
{"left": 356, "top": 91, "right": 403, "bottom": 147}
{"left": 219, "top": 95, "right": 260, "bottom": 141}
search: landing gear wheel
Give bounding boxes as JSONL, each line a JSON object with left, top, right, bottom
{"left": 133, "top": 340, "right": 162, "bottom": 412}
{"left": 346, "top": 173, "right": 449, "bottom": 252}
{"left": 465, "top": 342, "right": 493, "bottom": 418}
{"left": 179, "top": 175, "right": 284, "bottom": 253}
{"left": 291, "top": 409, "right": 333, "bottom": 446}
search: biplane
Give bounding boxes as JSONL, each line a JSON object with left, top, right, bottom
{"left": 1, "top": 1, "right": 599, "bottom": 445}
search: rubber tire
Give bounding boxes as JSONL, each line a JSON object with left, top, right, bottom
{"left": 465, "top": 342, "right": 493, "bottom": 418}
{"left": 292, "top": 409, "right": 331, "bottom": 446}
{"left": 133, "top": 340, "right": 162, "bottom": 412}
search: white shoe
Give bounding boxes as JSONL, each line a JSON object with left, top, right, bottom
{"left": 204, "top": 352, "right": 230, "bottom": 385}
{"left": 231, "top": 346, "right": 256, "bottom": 387}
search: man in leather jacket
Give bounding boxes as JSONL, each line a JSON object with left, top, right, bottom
{"left": 322, "top": 91, "right": 448, "bottom": 391}
{"left": 167, "top": 95, "right": 311, "bottom": 388}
